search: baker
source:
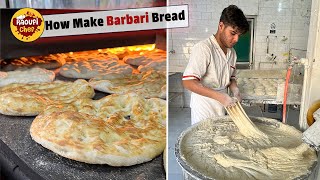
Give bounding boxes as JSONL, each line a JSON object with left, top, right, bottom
{"left": 182, "top": 5, "right": 249, "bottom": 124}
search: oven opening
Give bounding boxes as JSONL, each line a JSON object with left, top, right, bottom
{"left": 0, "top": 43, "right": 166, "bottom": 72}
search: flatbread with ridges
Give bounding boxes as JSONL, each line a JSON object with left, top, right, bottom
{"left": 0, "top": 79, "right": 95, "bottom": 116}
{"left": 30, "top": 93, "right": 166, "bottom": 166}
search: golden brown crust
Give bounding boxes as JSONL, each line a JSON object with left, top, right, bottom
{"left": 30, "top": 93, "right": 166, "bottom": 166}
{"left": 164, "top": 145, "right": 167, "bottom": 173}
{"left": 1, "top": 54, "right": 67, "bottom": 71}
{"left": 59, "top": 55, "right": 135, "bottom": 79}
{"left": 0, "top": 79, "right": 95, "bottom": 116}
{"left": 123, "top": 50, "right": 166, "bottom": 66}
{"left": 0, "top": 68, "right": 55, "bottom": 87}
{"left": 89, "top": 70, "right": 166, "bottom": 99}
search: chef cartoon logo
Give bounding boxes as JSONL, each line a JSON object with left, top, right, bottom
{"left": 10, "top": 8, "right": 44, "bottom": 42}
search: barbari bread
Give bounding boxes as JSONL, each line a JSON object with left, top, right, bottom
{"left": 89, "top": 70, "right": 166, "bottom": 99}
{"left": 1, "top": 54, "right": 66, "bottom": 71}
{"left": 0, "top": 68, "right": 55, "bottom": 87}
{"left": 59, "top": 56, "right": 133, "bottom": 79}
{"left": 30, "top": 93, "right": 166, "bottom": 166}
{"left": 138, "top": 60, "right": 166, "bottom": 73}
{"left": 123, "top": 50, "right": 166, "bottom": 66}
{"left": 0, "top": 79, "right": 94, "bottom": 116}
{"left": 164, "top": 145, "right": 167, "bottom": 173}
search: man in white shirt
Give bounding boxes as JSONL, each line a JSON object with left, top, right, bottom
{"left": 182, "top": 5, "right": 249, "bottom": 124}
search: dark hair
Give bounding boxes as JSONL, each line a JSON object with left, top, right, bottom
{"left": 219, "top": 5, "right": 249, "bottom": 34}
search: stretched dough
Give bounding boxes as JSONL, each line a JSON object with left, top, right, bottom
{"left": 226, "top": 101, "right": 268, "bottom": 139}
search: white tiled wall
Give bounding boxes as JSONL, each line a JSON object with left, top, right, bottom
{"left": 169, "top": 73, "right": 191, "bottom": 107}
{"left": 0, "top": 1, "right": 6, "bottom": 8}
{"left": 169, "top": 0, "right": 312, "bottom": 72}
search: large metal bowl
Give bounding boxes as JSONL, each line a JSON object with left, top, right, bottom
{"left": 175, "top": 116, "right": 318, "bottom": 180}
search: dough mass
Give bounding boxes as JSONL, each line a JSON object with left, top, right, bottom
{"left": 226, "top": 101, "right": 268, "bottom": 139}
{"left": 180, "top": 117, "right": 317, "bottom": 180}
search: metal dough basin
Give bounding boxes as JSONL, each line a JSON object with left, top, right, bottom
{"left": 175, "top": 116, "right": 318, "bottom": 180}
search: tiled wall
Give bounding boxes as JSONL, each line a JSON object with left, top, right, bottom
{"left": 168, "top": 0, "right": 312, "bottom": 107}
{"left": 0, "top": 1, "right": 6, "bottom": 8}
{"left": 169, "top": 73, "right": 191, "bottom": 107}
{"left": 169, "top": 0, "right": 312, "bottom": 72}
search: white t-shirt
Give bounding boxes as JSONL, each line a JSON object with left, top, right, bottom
{"left": 182, "top": 35, "right": 237, "bottom": 124}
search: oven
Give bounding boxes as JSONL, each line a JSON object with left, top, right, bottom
{"left": 0, "top": 1, "right": 167, "bottom": 179}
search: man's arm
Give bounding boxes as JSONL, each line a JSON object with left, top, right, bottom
{"left": 229, "top": 79, "right": 241, "bottom": 101}
{"left": 182, "top": 79, "right": 235, "bottom": 107}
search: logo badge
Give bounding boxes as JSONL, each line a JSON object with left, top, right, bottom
{"left": 10, "top": 8, "right": 44, "bottom": 42}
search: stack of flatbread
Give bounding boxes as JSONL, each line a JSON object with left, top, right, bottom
{"left": 0, "top": 48, "right": 167, "bottom": 168}
{"left": 89, "top": 70, "right": 166, "bottom": 99}
{"left": 0, "top": 79, "right": 167, "bottom": 166}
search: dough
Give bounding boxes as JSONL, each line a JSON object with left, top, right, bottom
{"left": 237, "top": 77, "right": 284, "bottom": 98}
{"left": 226, "top": 101, "right": 267, "bottom": 139}
{"left": 254, "top": 90, "right": 265, "bottom": 96}
{"left": 179, "top": 117, "right": 317, "bottom": 180}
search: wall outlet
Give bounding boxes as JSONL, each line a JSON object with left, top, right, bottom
{"left": 270, "top": 30, "right": 276, "bottom": 34}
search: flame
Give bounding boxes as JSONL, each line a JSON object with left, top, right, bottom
{"left": 106, "top": 47, "right": 126, "bottom": 55}
{"left": 5, "top": 44, "right": 164, "bottom": 70}
{"left": 105, "top": 44, "right": 155, "bottom": 55}
{"left": 65, "top": 44, "right": 156, "bottom": 57}
{"left": 127, "top": 44, "right": 155, "bottom": 52}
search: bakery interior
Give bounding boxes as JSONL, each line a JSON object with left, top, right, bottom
{"left": 0, "top": 0, "right": 167, "bottom": 180}
{"left": 168, "top": 0, "right": 320, "bottom": 179}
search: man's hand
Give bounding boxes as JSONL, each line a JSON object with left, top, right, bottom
{"left": 229, "top": 79, "right": 242, "bottom": 102}
{"left": 219, "top": 93, "right": 236, "bottom": 107}
{"left": 233, "top": 90, "right": 242, "bottom": 102}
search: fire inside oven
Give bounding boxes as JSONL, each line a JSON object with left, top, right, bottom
{"left": 0, "top": 43, "right": 165, "bottom": 72}
{"left": 0, "top": 41, "right": 167, "bottom": 101}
